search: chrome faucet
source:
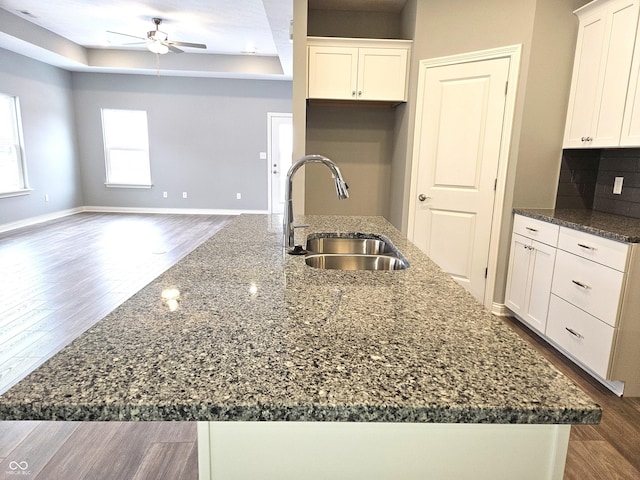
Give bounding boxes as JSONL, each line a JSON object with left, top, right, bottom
{"left": 284, "top": 154, "right": 349, "bottom": 251}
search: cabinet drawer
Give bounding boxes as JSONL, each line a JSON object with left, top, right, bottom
{"left": 558, "top": 227, "right": 629, "bottom": 271}
{"left": 512, "top": 215, "right": 559, "bottom": 246}
{"left": 552, "top": 250, "right": 624, "bottom": 326}
{"left": 546, "top": 295, "right": 614, "bottom": 379}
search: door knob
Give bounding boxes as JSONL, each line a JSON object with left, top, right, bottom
{"left": 418, "top": 194, "right": 430, "bottom": 202}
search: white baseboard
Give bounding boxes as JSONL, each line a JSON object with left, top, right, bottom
{"left": 0, "top": 207, "right": 269, "bottom": 234}
{"left": 491, "top": 303, "right": 510, "bottom": 317}
{"left": 0, "top": 207, "right": 84, "bottom": 234}
{"left": 82, "top": 206, "right": 268, "bottom": 215}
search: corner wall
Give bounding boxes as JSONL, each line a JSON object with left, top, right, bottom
{"left": 0, "top": 48, "right": 82, "bottom": 225}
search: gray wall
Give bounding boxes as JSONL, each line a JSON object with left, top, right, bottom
{"left": 305, "top": 105, "right": 395, "bottom": 216}
{"left": 73, "top": 73, "right": 292, "bottom": 211}
{"left": 0, "top": 48, "right": 82, "bottom": 225}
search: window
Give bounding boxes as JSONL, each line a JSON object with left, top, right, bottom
{"left": 101, "top": 108, "right": 152, "bottom": 187}
{"left": 0, "top": 93, "right": 29, "bottom": 197}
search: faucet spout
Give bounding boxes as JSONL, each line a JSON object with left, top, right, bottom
{"left": 284, "top": 154, "right": 349, "bottom": 250}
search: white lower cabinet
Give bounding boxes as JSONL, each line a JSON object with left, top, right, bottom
{"left": 546, "top": 295, "right": 615, "bottom": 378}
{"left": 505, "top": 215, "right": 559, "bottom": 334}
{"left": 507, "top": 215, "right": 640, "bottom": 396}
{"left": 551, "top": 249, "right": 624, "bottom": 327}
{"left": 505, "top": 235, "right": 557, "bottom": 334}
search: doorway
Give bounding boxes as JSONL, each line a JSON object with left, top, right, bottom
{"left": 408, "top": 46, "right": 521, "bottom": 308}
{"left": 268, "top": 113, "right": 293, "bottom": 215}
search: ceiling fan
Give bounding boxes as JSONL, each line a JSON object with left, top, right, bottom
{"left": 108, "top": 18, "right": 207, "bottom": 55}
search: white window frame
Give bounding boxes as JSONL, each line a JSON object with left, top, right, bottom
{"left": 101, "top": 108, "right": 152, "bottom": 188}
{"left": 0, "top": 93, "right": 31, "bottom": 198}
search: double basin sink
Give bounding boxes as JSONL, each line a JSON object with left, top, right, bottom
{"left": 303, "top": 233, "right": 409, "bottom": 271}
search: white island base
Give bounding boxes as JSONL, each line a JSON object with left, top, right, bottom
{"left": 197, "top": 421, "right": 570, "bottom": 480}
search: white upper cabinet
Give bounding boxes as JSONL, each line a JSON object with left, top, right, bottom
{"left": 564, "top": 0, "right": 640, "bottom": 148}
{"left": 621, "top": 20, "right": 640, "bottom": 144}
{"left": 307, "top": 37, "right": 411, "bottom": 103}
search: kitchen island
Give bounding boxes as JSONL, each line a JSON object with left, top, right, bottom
{"left": 0, "top": 215, "right": 600, "bottom": 479}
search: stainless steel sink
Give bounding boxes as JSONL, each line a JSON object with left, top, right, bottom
{"left": 306, "top": 236, "right": 393, "bottom": 255}
{"left": 304, "top": 234, "right": 409, "bottom": 271}
{"left": 304, "top": 253, "right": 408, "bottom": 271}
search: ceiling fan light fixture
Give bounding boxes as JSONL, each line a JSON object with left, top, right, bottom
{"left": 146, "top": 39, "right": 169, "bottom": 54}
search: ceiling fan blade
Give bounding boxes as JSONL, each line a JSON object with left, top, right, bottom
{"left": 169, "top": 41, "right": 207, "bottom": 49}
{"left": 168, "top": 45, "right": 184, "bottom": 53}
{"left": 107, "top": 30, "right": 145, "bottom": 41}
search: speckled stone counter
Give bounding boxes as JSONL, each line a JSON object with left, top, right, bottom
{"left": 514, "top": 208, "right": 640, "bottom": 243}
{"left": 0, "top": 215, "right": 600, "bottom": 424}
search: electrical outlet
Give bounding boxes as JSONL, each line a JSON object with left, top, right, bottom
{"left": 259, "top": 152, "right": 267, "bottom": 160}
{"left": 614, "top": 177, "right": 624, "bottom": 195}
{"left": 182, "top": 192, "right": 187, "bottom": 199}
{"left": 236, "top": 193, "right": 242, "bottom": 200}
{"left": 163, "top": 191, "right": 168, "bottom": 198}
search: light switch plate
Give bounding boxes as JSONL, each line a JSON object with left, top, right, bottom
{"left": 614, "top": 177, "right": 624, "bottom": 195}
{"left": 259, "top": 152, "right": 267, "bottom": 160}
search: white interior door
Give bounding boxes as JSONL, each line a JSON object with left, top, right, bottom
{"left": 268, "top": 113, "right": 293, "bottom": 214}
{"left": 410, "top": 57, "right": 510, "bottom": 303}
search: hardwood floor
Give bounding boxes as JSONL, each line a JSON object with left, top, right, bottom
{"left": 0, "top": 421, "right": 198, "bottom": 479}
{"left": 1, "top": 213, "right": 639, "bottom": 479}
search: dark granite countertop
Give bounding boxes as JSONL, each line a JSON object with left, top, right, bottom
{"left": 514, "top": 208, "right": 640, "bottom": 243}
{"left": 0, "top": 215, "right": 600, "bottom": 424}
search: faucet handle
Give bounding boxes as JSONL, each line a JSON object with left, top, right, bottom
{"left": 293, "top": 224, "right": 310, "bottom": 229}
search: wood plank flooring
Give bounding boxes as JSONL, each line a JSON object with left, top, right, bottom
{"left": 1, "top": 213, "right": 639, "bottom": 479}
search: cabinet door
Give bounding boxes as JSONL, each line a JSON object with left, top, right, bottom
{"left": 357, "top": 48, "right": 408, "bottom": 101}
{"left": 563, "top": 0, "right": 639, "bottom": 148}
{"left": 506, "top": 235, "right": 556, "bottom": 334}
{"left": 592, "top": 0, "right": 640, "bottom": 146}
{"left": 564, "top": 7, "right": 607, "bottom": 147}
{"left": 525, "top": 240, "right": 557, "bottom": 334}
{"left": 308, "top": 46, "right": 359, "bottom": 100}
{"left": 621, "top": 21, "right": 640, "bottom": 145}
{"left": 505, "top": 234, "right": 532, "bottom": 320}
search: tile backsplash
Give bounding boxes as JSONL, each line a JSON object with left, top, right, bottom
{"left": 556, "top": 148, "right": 640, "bottom": 219}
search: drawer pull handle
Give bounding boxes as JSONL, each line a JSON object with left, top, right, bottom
{"left": 577, "top": 243, "right": 596, "bottom": 251}
{"left": 565, "top": 327, "right": 584, "bottom": 339}
{"left": 572, "top": 279, "right": 591, "bottom": 290}
{"left": 525, "top": 227, "right": 538, "bottom": 232}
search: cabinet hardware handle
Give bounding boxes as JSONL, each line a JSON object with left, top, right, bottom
{"left": 581, "top": 136, "right": 593, "bottom": 142}
{"left": 571, "top": 279, "right": 591, "bottom": 289}
{"left": 525, "top": 227, "right": 538, "bottom": 232}
{"left": 577, "top": 243, "right": 596, "bottom": 251}
{"left": 352, "top": 91, "right": 356, "bottom": 97}
{"left": 358, "top": 91, "right": 362, "bottom": 97}
{"left": 565, "top": 327, "right": 584, "bottom": 339}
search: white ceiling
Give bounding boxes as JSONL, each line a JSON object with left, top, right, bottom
{"left": 0, "top": 0, "right": 293, "bottom": 79}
